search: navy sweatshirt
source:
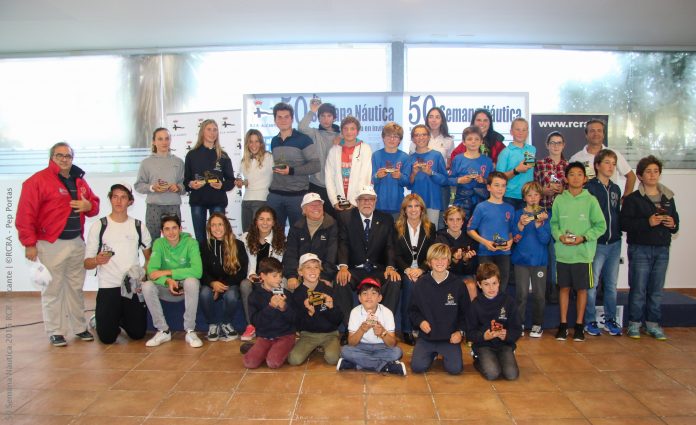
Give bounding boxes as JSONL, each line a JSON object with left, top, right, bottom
{"left": 586, "top": 177, "right": 622, "bottom": 244}
{"left": 408, "top": 272, "right": 470, "bottom": 342}
{"left": 466, "top": 292, "right": 521, "bottom": 351}
{"left": 248, "top": 284, "right": 295, "bottom": 339}
{"left": 291, "top": 282, "right": 343, "bottom": 333}
{"left": 184, "top": 147, "right": 235, "bottom": 207}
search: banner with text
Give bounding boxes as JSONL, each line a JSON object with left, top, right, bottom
{"left": 167, "top": 110, "right": 245, "bottom": 236}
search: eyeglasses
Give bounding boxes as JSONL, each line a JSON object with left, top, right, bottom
{"left": 384, "top": 134, "right": 401, "bottom": 140}
{"left": 53, "top": 153, "right": 73, "bottom": 160}
{"left": 547, "top": 141, "right": 564, "bottom": 146}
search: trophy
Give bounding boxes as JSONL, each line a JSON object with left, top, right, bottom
{"left": 272, "top": 286, "right": 284, "bottom": 295}
{"left": 480, "top": 145, "right": 490, "bottom": 156}
{"left": 655, "top": 200, "right": 669, "bottom": 216}
{"left": 273, "top": 154, "right": 288, "bottom": 171}
{"left": 157, "top": 178, "right": 169, "bottom": 189}
{"left": 492, "top": 233, "right": 508, "bottom": 247}
{"left": 526, "top": 205, "right": 546, "bottom": 220}
{"left": 366, "top": 312, "right": 378, "bottom": 326}
{"left": 549, "top": 173, "right": 561, "bottom": 184}
{"left": 203, "top": 170, "right": 219, "bottom": 184}
{"left": 235, "top": 172, "right": 247, "bottom": 187}
{"left": 523, "top": 151, "right": 536, "bottom": 166}
{"left": 583, "top": 161, "right": 596, "bottom": 178}
{"left": 491, "top": 320, "right": 504, "bottom": 332}
{"left": 100, "top": 243, "right": 115, "bottom": 257}
{"left": 336, "top": 194, "right": 352, "bottom": 209}
{"left": 384, "top": 160, "right": 396, "bottom": 173}
{"left": 564, "top": 230, "right": 577, "bottom": 242}
{"left": 467, "top": 167, "right": 479, "bottom": 178}
{"left": 307, "top": 290, "right": 326, "bottom": 307}
{"left": 310, "top": 94, "right": 322, "bottom": 107}
{"left": 415, "top": 157, "right": 426, "bottom": 169}
{"left": 194, "top": 173, "right": 206, "bottom": 186}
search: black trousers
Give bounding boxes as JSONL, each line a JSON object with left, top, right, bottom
{"left": 95, "top": 287, "right": 147, "bottom": 344}
{"left": 334, "top": 267, "right": 401, "bottom": 327}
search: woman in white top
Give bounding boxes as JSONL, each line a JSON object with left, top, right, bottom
{"left": 236, "top": 129, "right": 274, "bottom": 231}
{"left": 325, "top": 116, "right": 373, "bottom": 211}
{"left": 239, "top": 206, "right": 286, "bottom": 340}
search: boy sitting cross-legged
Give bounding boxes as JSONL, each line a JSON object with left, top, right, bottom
{"left": 337, "top": 277, "right": 406, "bottom": 375}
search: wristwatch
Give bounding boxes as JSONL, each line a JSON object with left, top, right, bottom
{"left": 380, "top": 330, "right": 388, "bottom": 338}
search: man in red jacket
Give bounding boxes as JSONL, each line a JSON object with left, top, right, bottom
{"left": 16, "top": 142, "right": 100, "bottom": 347}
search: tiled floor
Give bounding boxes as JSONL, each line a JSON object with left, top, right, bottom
{"left": 2, "top": 293, "right": 696, "bottom": 424}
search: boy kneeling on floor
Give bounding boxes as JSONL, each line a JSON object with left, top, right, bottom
{"left": 467, "top": 263, "right": 521, "bottom": 381}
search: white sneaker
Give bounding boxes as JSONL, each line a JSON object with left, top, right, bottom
{"left": 529, "top": 325, "right": 543, "bottom": 338}
{"left": 185, "top": 330, "right": 203, "bottom": 348}
{"left": 146, "top": 330, "right": 171, "bottom": 347}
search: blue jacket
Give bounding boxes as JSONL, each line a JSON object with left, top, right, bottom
{"left": 585, "top": 177, "right": 621, "bottom": 244}
{"left": 511, "top": 209, "right": 552, "bottom": 266}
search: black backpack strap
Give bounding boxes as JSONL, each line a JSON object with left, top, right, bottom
{"left": 97, "top": 217, "right": 108, "bottom": 253}
{"left": 134, "top": 219, "right": 145, "bottom": 249}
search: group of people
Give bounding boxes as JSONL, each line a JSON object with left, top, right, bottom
{"left": 15, "top": 101, "right": 680, "bottom": 380}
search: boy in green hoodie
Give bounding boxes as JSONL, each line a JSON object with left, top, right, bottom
{"left": 143, "top": 215, "right": 203, "bottom": 348}
{"left": 550, "top": 162, "right": 606, "bottom": 342}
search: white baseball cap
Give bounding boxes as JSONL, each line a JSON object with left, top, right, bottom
{"left": 301, "top": 192, "right": 324, "bottom": 208}
{"left": 356, "top": 185, "right": 377, "bottom": 199}
{"left": 299, "top": 253, "right": 322, "bottom": 267}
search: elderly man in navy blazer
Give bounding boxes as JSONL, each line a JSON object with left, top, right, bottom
{"left": 335, "top": 185, "right": 401, "bottom": 331}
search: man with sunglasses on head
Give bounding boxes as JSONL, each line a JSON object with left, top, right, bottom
{"left": 17, "top": 142, "right": 100, "bottom": 347}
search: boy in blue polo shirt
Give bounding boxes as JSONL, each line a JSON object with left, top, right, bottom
{"left": 496, "top": 118, "right": 535, "bottom": 210}
{"left": 467, "top": 171, "right": 515, "bottom": 293}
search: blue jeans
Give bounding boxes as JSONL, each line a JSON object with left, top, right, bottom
{"left": 628, "top": 244, "right": 670, "bottom": 324}
{"left": 340, "top": 342, "right": 402, "bottom": 372}
{"left": 199, "top": 284, "right": 241, "bottom": 325}
{"left": 585, "top": 240, "right": 621, "bottom": 323}
{"left": 190, "top": 205, "right": 225, "bottom": 243}
{"left": 267, "top": 192, "right": 304, "bottom": 229}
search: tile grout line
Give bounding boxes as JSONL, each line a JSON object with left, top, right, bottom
{"left": 287, "top": 359, "right": 308, "bottom": 424}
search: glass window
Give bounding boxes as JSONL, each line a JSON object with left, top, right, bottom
{"left": 406, "top": 46, "right": 696, "bottom": 168}
{"left": 0, "top": 44, "right": 391, "bottom": 174}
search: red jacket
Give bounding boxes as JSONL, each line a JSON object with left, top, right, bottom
{"left": 16, "top": 160, "right": 100, "bottom": 247}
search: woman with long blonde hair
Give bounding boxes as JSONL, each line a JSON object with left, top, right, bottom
{"left": 394, "top": 193, "right": 435, "bottom": 345}
{"left": 199, "top": 213, "right": 248, "bottom": 341}
{"left": 184, "top": 119, "right": 235, "bottom": 243}
{"left": 236, "top": 129, "right": 273, "bottom": 230}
